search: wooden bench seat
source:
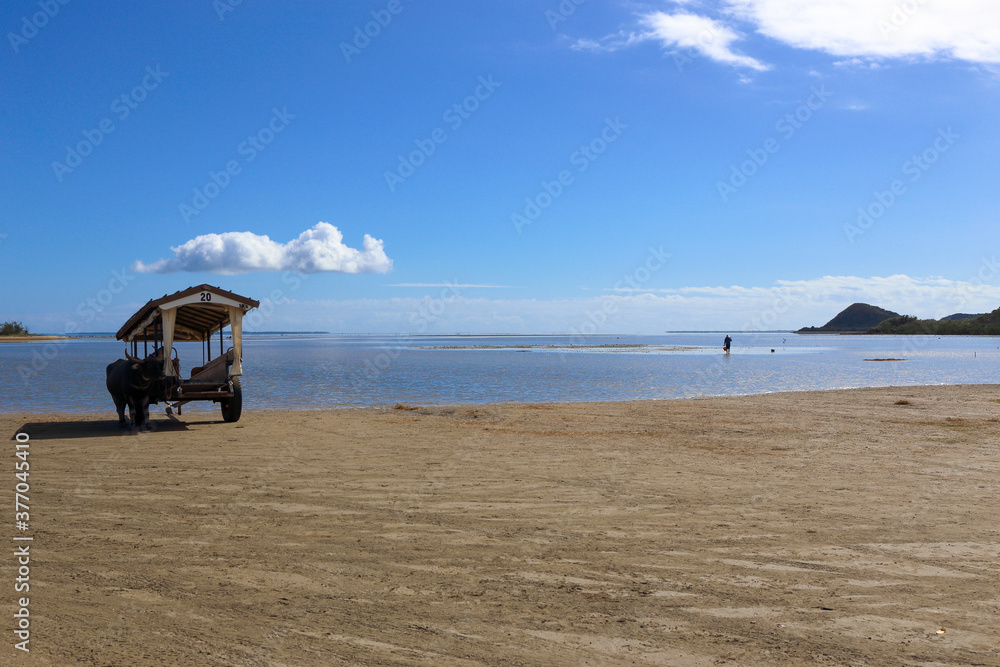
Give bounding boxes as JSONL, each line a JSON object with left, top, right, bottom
{"left": 188, "top": 349, "right": 233, "bottom": 383}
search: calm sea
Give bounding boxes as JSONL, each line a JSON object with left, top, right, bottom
{"left": 1, "top": 332, "right": 998, "bottom": 414}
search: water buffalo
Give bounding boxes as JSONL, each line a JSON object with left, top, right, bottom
{"left": 106, "top": 351, "right": 163, "bottom": 430}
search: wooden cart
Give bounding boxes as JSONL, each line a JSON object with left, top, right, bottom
{"left": 115, "top": 284, "right": 259, "bottom": 422}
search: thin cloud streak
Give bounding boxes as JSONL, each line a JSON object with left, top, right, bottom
{"left": 26, "top": 274, "right": 1000, "bottom": 334}
{"left": 607, "top": 274, "right": 1000, "bottom": 302}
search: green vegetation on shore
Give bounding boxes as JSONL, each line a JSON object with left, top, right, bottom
{"left": 868, "top": 307, "right": 1000, "bottom": 335}
{"left": 0, "top": 321, "right": 30, "bottom": 335}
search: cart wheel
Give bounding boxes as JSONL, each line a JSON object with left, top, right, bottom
{"left": 221, "top": 376, "right": 242, "bottom": 423}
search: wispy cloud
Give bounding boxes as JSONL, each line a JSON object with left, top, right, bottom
{"left": 642, "top": 11, "right": 770, "bottom": 70}
{"left": 573, "top": 11, "right": 769, "bottom": 71}
{"left": 572, "top": 31, "right": 650, "bottom": 53}
{"left": 132, "top": 222, "right": 392, "bottom": 275}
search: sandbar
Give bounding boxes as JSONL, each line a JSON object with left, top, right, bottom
{"left": 0, "top": 336, "right": 70, "bottom": 343}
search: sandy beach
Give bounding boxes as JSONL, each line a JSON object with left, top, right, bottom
{"left": 3, "top": 384, "right": 1000, "bottom": 665}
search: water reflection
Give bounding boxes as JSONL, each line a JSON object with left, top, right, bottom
{"left": 1, "top": 333, "right": 997, "bottom": 413}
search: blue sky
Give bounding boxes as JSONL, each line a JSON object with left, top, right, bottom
{"left": 3, "top": 0, "right": 1000, "bottom": 333}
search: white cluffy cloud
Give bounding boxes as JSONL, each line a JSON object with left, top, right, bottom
{"left": 133, "top": 222, "right": 392, "bottom": 275}
{"left": 731, "top": 0, "right": 1000, "bottom": 63}
{"left": 577, "top": 0, "right": 1000, "bottom": 69}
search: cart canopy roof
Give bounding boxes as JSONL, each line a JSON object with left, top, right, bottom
{"left": 116, "top": 284, "right": 260, "bottom": 342}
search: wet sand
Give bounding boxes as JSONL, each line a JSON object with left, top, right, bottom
{"left": 3, "top": 384, "right": 1000, "bottom": 665}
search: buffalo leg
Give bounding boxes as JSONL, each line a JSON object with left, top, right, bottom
{"left": 129, "top": 398, "right": 143, "bottom": 429}
{"left": 113, "top": 395, "right": 128, "bottom": 427}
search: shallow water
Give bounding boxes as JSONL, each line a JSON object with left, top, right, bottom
{"left": 1, "top": 332, "right": 998, "bottom": 414}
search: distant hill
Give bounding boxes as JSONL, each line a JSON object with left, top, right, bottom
{"left": 797, "top": 303, "right": 900, "bottom": 333}
{"left": 869, "top": 307, "right": 1000, "bottom": 335}
{"left": 940, "top": 313, "right": 983, "bottom": 321}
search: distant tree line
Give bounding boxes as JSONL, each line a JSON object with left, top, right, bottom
{"left": 0, "top": 321, "right": 30, "bottom": 335}
{"left": 869, "top": 307, "right": 1000, "bottom": 335}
